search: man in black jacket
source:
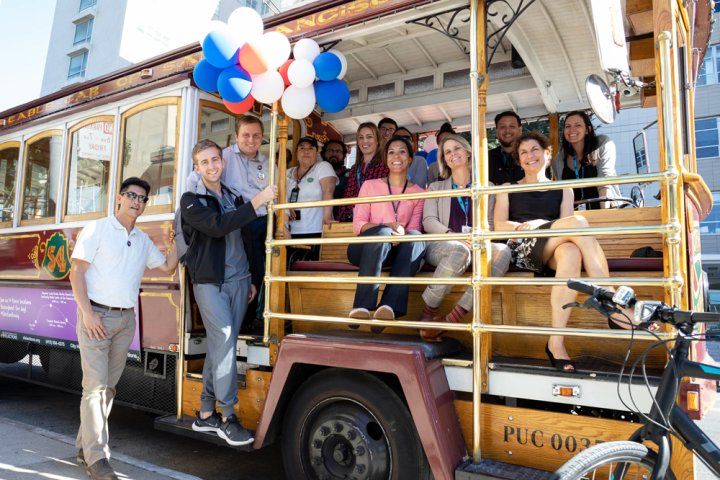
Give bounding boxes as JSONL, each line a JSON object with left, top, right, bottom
{"left": 180, "top": 139, "right": 275, "bottom": 446}
{"left": 489, "top": 111, "right": 525, "bottom": 185}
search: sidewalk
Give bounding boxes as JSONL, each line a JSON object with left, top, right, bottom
{"left": 0, "top": 416, "right": 202, "bottom": 480}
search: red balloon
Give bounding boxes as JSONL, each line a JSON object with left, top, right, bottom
{"left": 223, "top": 96, "right": 255, "bottom": 114}
{"left": 238, "top": 42, "right": 268, "bottom": 74}
{"left": 278, "top": 59, "right": 294, "bottom": 86}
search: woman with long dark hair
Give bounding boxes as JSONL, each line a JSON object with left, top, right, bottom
{"left": 337, "top": 123, "right": 389, "bottom": 222}
{"left": 551, "top": 111, "right": 620, "bottom": 209}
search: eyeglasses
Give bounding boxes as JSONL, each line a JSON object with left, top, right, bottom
{"left": 121, "top": 191, "right": 150, "bottom": 204}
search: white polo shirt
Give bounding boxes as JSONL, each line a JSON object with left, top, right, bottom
{"left": 286, "top": 160, "right": 337, "bottom": 234}
{"left": 72, "top": 215, "right": 166, "bottom": 308}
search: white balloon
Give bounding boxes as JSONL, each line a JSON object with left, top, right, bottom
{"left": 281, "top": 85, "right": 316, "bottom": 120}
{"left": 328, "top": 49, "right": 348, "bottom": 79}
{"left": 195, "top": 20, "right": 228, "bottom": 46}
{"left": 293, "top": 38, "right": 321, "bottom": 62}
{"left": 287, "top": 59, "right": 316, "bottom": 89}
{"left": 262, "top": 31, "right": 291, "bottom": 71}
{"left": 250, "top": 71, "right": 285, "bottom": 104}
{"left": 228, "top": 7, "right": 264, "bottom": 44}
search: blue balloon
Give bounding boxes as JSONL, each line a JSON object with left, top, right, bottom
{"left": 202, "top": 28, "right": 240, "bottom": 69}
{"left": 314, "top": 79, "right": 350, "bottom": 113}
{"left": 313, "top": 52, "right": 342, "bottom": 81}
{"left": 193, "top": 60, "right": 223, "bottom": 93}
{"left": 217, "top": 65, "right": 253, "bottom": 103}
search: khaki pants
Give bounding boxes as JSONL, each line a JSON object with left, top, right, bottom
{"left": 75, "top": 305, "right": 135, "bottom": 467}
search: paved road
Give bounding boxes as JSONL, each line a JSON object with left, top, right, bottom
{"left": 1, "top": 376, "right": 718, "bottom": 479}
{"left": 0, "top": 377, "right": 286, "bottom": 480}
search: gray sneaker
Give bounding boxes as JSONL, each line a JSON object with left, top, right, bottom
{"left": 192, "top": 410, "right": 222, "bottom": 433}
{"left": 86, "top": 459, "right": 118, "bottom": 480}
{"left": 218, "top": 414, "right": 254, "bottom": 446}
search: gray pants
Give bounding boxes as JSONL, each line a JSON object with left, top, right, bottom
{"left": 422, "top": 241, "right": 512, "bottom": 311}
{"left": 193, "top": 277, "right": 250, "bottom": 418}
{"left": 76, "top": 305, "right": 135, "bottom": 467}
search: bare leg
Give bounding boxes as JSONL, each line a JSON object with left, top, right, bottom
{"left": 545, "top": 243, "right": 582, "bottom": 368}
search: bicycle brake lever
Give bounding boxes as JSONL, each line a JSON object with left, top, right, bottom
{"left": 562, "top": 302, "right": 582, "bottom": 310}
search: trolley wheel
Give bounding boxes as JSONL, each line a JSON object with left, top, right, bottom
{"left": 281, "top": 368, "right": 431, "bottom": 480}
{"left": 0, "top": 339, "right": 27, "bottom": 364}
{"left": 553, "top": 441, "right": 676, "bottom": 480}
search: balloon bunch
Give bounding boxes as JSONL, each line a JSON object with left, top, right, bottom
{"left": 192, "top": 8, "right": 350, "bottom": 119}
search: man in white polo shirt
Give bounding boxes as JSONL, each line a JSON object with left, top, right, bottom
{"left": 69, "top": 177, "right": 178, "bottom": 480}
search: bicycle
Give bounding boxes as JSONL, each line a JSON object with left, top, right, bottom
{"left": 552, "top": 279, "right": 720, "bottom": 480}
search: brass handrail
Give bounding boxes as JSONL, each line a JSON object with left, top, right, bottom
{"left": 272, "top": 171, "right": 667, "bottom": 211}
{"left": 268, "top": 224, "right": 672, "bottom": 247}
{"left": 270, "top": 275, "right": 670, "bottom": 287}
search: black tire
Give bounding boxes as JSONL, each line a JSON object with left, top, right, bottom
{"left": 0, "top": 339, "right": 27, "bottom": 364}
{"left": 281, "top": 368, "right": 432, "bottom": 480}
{"left": 553, "top": 441, "right": 676, "bottom": 480}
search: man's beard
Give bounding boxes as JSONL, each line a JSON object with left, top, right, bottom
{"left": 499, "top": 138, "right": 514, "bottom": 148}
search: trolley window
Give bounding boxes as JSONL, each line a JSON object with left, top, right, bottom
{"left": 20, "top": 130, "right": 63, "bottom": 224}
{"left": 0, "top": 142, "right": 19, "bottom": 227}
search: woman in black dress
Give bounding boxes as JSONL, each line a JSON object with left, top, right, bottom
{"left": 494, "top": 132, "right": 630, "bottom": 373}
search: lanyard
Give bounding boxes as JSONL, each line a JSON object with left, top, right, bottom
{"left": 294, "top": 163, "right": 314, "bottom": 187}
{"left": 356, "top": 161, "right": 369, "bottom": 186}
{"left": 572, "top": 154, "right": 585, "bottom": 179}
{"left": 386, "top": 177, "right": 409, "bottom": 222}
{"left": 452, "top": 181, "right": 470, "bottom": 225}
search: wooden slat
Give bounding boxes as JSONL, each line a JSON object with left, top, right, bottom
{"left": 626, "top": 0, "right": 654, "bottom": 35}
{"left": 630, "top": 37, "right": 656, "bottom": 77}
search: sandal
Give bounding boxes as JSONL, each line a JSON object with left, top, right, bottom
{"left": 420, "top": 314, "right": 459, "bottom": 343}
{"left": 545, "top": 342, "right": 576, "bottom": 373}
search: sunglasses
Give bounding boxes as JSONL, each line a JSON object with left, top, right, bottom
{"left": 121, "top": 191, "right": 150, "bottom": 204}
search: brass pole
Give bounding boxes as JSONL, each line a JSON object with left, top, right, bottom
{"left": 176, "top": 264, "right": 186, "bottom": 420}
{"left": 658, "top": 32, "right": 684, "bottom": 307}
{"left": 263, "top": 102, "right": 279, "bottom": 345}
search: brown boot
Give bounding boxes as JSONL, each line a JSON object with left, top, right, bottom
{"left": 86, "top": 459, "right": 118, "bottom": 480}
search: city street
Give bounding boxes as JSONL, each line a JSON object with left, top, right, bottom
{"left": 1, "top": 375, "right": 719, "bottom": 480}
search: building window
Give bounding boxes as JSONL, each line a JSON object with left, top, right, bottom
{"left": 198, "top": 104, "right": 235, "bottom": 148}
{"left": 696, "top": 117, "right": 719, "bottom": 159}
{"left": 68, "top": 52, "right": 88, "bottom": 80}
{"left": 73, "top": 18, "right": 93, "bottom": 45}
{"left": 698, "top": 44, "right": 720, "bottom": 86}
{"left": 120, "top": 99, "right": 179, "bottom": 212}
{"left": 0, "top": 144, "right": 19, "bottom": 225}
{"left": 21, "top": 132, "right": 64, "bottom": 222}
{"left": 79, "top": 0, "right": 96, "bottom": 11}
{"left": 701, "top": 192, "right": 720, "bottom": 234}
{"left": 65, "top": 119, "right": 113, "bottom": 218}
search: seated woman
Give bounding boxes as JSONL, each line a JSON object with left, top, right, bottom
{"left": 494, "top": 132, "right": 632, "bottom": 373}
{"left": 551, "top": 110, "right": 620, "bottom": 209}
{"left": 347, "top": 136, "right": 426, "bottom": 329}
{"left": 418, "top": 134, "right": 512, "bottom": 342}
{"left": 284, "top": 136, "right": 338, "bottom": 261}
{"left": 337, "top": 123, "right": 389, "bottom": 222}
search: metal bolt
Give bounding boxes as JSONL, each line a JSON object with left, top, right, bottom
{"left": 313, "top": 440, "right": 322, "bottom": 449}
{"left": 507, "top": 451, "right": 513, "bottom": 455}
{"left": 334, "top": 423, "right": 344, "bottom": 433}
{"left": 355, "top": 446, "right": 365, "bottom": 456}
{"left": 346, "top": 430, "right": 356, "bottom": 440}
{"left": 356, "top": 464, "right": 366, "bottom": 474}
{"left": 320, "top": 426, "right": 330, "bottom": 436}
{"left": 508, "top": 416, "right": 513, "bottom": 421}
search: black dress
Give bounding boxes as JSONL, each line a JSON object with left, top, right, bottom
{"left": 507, "top": 186, "right": 563, "bottom": 272}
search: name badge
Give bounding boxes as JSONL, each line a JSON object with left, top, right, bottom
{"left": 461, "top": 225, "right": 472, "bottom": 234}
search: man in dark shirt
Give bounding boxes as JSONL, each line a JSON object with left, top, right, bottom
{"left": 321, "top": 139, "right": 349, "bottom": 200}
{"left": 488, "top": 111, "right": 525, "bottom": 185}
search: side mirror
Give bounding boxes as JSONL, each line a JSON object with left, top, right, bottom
{"left": 585, "top": 74, "right": 616, "bottom": 124}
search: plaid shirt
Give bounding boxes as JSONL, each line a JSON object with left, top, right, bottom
{"left": 337, "top": 160, "right": 390, "bottom": 222}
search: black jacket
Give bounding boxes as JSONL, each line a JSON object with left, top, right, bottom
{"left": 180, "top": 184, "right": 258, "bottom": 285}
{"left": 488, "top": 146, "right": 525, "bottom": 185}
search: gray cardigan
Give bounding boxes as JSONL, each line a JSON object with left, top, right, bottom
{"left": 422, "top": 178, "right": 496, "bottom": 233}
{"left": 551, "top": 134, "right": 620, "bottom": 199}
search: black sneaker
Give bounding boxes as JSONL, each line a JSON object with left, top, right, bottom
{"left": 192, "top": 410, "right": 222, "bottom": 433}
{"left": 218, "top": 414, "right": 254, "bottom": 446}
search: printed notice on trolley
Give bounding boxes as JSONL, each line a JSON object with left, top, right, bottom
{"left": 0, "top": 287, "right": 140, "bottom": 360}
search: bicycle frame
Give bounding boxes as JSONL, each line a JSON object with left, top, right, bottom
{"left": 627, "top": 333, "right": 720, "bottom": 479}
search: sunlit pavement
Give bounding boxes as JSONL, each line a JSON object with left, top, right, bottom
{"left": 0, "top": 416, "right": 198, "bottom": 480}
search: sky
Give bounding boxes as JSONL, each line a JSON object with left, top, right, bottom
{"left": 0, "top": 0, "right": 57, "bottom": 112}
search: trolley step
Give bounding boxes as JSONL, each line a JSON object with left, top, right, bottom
{"left": 455, "top": 458, "right": 552, "bottom": 479}
{"left": 154, "top": 414, "right": 254, "bottom": 451}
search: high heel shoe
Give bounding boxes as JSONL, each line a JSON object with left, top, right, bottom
{"left": 545, "top": 343, "right": 576, "bottom": 373}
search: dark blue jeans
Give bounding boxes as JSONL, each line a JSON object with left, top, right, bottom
{"left": 347, "top": 225, "right": 426, "bottom": 317}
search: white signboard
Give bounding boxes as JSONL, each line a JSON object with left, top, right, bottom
{"left": 77, "top": 122, "right": 113, "bottom": 162}
{"left": 590, "top": 0, "right": 630, "bottom": 73}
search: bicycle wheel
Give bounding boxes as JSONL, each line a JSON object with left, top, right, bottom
{"left": 553, "top": 441, "right": 676, "bottom": 480}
